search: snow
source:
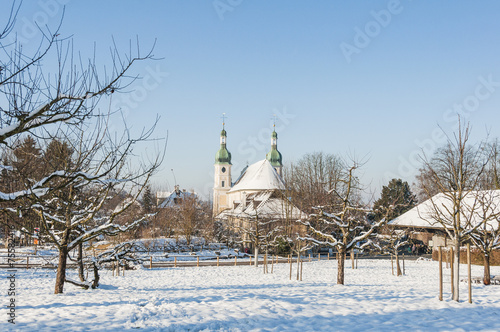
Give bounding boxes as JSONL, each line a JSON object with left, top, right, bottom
{"left": 229, "top": 159, "right": 285, "bottom": 193}
{"left": 2, "top": 259, "right": 499, "bottom": 331}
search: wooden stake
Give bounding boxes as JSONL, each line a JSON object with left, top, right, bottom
{"left": 351, "top": 250, "right": 354, "bottom": 269}
{"left": 391, "top": 255, "right": 394, "bottom": 275}
{"left": 26, "top": 256, "right": 29, "bottom": 269}
{"left": 217, "top": 256, "right": 220, "bottom": 267}
{"left": 402, "top": 253, "right": 405, "bottom": 275}
{"left": 296, "top": 254, "right": 300, "bottom": 280}
{"left": 318, "top": 253, "right": 321, "bottom": 261}
{"left": 149, "top": 256, "right": 152, "bottom": 269}
{"left": 112, "top": 262, "right": 115, "bottom": 277}
{"left": 439, "top": 247, "right": 443, "bottom": 301}
{"left": 327, "top": 252, "right": 330, "bottom": 260}
{"left": 309, "top": 254, "right": 311, "bottom": 262}
{"left": 450, "top": 247, "right": 454, "bottom": 296}
{"left": 174, "top": 256, "right": 177, "bottom": 268}
{"left": 235, "top": 256, "right": 237, "bottom": 266}
{"left": 271, "top": 255, "right": 274, "bottom": 273}
{"left": 300, "top": 259, "right": 303, "bottom": 281}
{"left": 468, "top": 243, "right": 472, "bottom": 304}
{"left": 197, "top": 256, "right": 200, "bottom": 267}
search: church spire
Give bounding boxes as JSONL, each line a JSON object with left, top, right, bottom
{"left": 215, "top": 114, "right": 231, "bottom": 164}
{"left": 266, "top": 120, "right": 283, "bottom": 176}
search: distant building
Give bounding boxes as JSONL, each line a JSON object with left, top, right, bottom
{"left": 157, "top": 185, "right": 196, "bottom": 208}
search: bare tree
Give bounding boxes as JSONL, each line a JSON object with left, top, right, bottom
{"left": 284, "top": 152, "right": 343, "bottom": 214}
{"left": 468, "top": 190, "right": 500, "bottom": 285}
{"left": 0, "top": 3, "right": 154, "bottom": 205}
{"left": 418, "top": 119, "right": 489, "bottom": 301}
{"left": 300, "top": 160, "right": 384, "bottom": 285}
{"left": 27, "top": 118, "right": 162, "bottom": 294}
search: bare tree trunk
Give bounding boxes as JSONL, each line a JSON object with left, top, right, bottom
{"left": 483, "top": 253, "right": 491, "bottom": 285}
{"left": 337, "top": 246, "right": 345, "bottom": 285}
{"left": 453, "top": 241, "right": 460, "bottom": 302}
{"left": 77, "top": 243, "right": 85, "bottom": 282}
{"left": 91, "top": 262, "right": 100, "bottom": 289}
{"left": 396, "top": 253, "right": 402, "bottom": 276}
{"left": 55, "top": 246, "right": 68, "bottom": 294}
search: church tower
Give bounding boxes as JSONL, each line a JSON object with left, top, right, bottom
{"left": 213, "top": 122, "right": 232, "bottom": 216}
{"left": 266, "top": 125, "right": 283, "bottom": 177}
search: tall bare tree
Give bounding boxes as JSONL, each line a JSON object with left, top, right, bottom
{"left": 418, "top": 120, "right": 489, "bottom": 301}
{"left": 0, "top": 2, "right": 154, "bottom": 205}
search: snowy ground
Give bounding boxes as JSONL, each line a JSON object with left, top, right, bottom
{"left": 1, "top": 259, "right": 499, "bottom": 331}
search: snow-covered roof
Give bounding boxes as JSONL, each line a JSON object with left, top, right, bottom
{"left": 159, "top": 189, "right": 196, "bottom": 208}
{"left": 389, "top": 190, "right": 500, "bottom": 230}
{"left": 229, "top": 159, "right": 285, "bottom": 193}
{"left": 217, "top": 190, "right": 306, "bottom": 220}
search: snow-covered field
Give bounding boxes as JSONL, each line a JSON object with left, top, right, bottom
{"left": 2, "top": 259, "right": 499, "bottom": 331}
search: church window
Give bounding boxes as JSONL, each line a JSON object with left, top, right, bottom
{"left": 222, "top": 180, "right": 225, "bottom": 187}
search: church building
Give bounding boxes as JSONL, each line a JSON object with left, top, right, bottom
{"left": 212, "top": 122, "right": 305, "bottom": 230}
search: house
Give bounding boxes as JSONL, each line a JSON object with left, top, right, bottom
{"left": 388, "top": 190, "right": 500, "bottom": 249}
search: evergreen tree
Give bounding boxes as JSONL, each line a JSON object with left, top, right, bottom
{"left": 141, "top": 184, "right": 155, "bottom": 213}
{"left": 373, "top": 179, "right": 417, "bottom": 222}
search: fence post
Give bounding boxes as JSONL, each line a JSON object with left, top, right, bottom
{"left": 26, "top": 256, "right": 29, "bottom": 269}
{"left": 300, "top": 259, "right": 303, "bottom": 281}
{"left": 439, "top": 246, "right": 443, "bottom": 301}
{"left": 351, "top": 250, "right": 354, "bottom": 269}
{"left": 450, "top": 247, "right": 454, "bottom": 295}
{"left": 150, "top": 256, "right": 152, "bottom": 269}
{"left": 391, "top": 255, "right": 394, "bottom": 275}
{"left": 318, "top": 253, "right": 321, "bottom": 261}
{"left": 217, "top": 256, "right": 220, "bottom": 267}
{"left": 327, "top": 252, "right": 330, "bottom": 260}
{"left": 402, "top": 253, "right": 405, "bottom": 275}
{"left": 309, "top": 254, "right": 311, "bottom": 262}
{"left": 174, "top": 256, "right": 177, "bottom": 268}
{"left": 197, "top": 256, "right": 200, "bottom": 267}
{"left": 235, "top": 256, "right": 237, "bottom": 266}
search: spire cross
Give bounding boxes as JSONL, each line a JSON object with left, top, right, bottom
{"left": 221, "top": 113, "right": 227, "bottom": 128}
{"left": 271, "top": 114, "right": 277, "bottom": 129}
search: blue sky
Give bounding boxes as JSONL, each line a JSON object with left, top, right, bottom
{"left": 4, "top": 0, "right": 500, "bottom": 200}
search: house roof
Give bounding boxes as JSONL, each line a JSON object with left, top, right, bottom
{"left": 158, "top": 188, "right": 196, "bottom": 208}
{"left": 229, "top": 159, "right": 285, "bottom": 193}
{"left": 389, "top": 190, "right": 500, "bottom": 231}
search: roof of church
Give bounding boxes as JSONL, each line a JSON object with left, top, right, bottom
{"left": 229, "top": 159, "right": 285, "bottom": 193}
{"left": 216, "top": 189, "right": 306, "bottom": 220}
